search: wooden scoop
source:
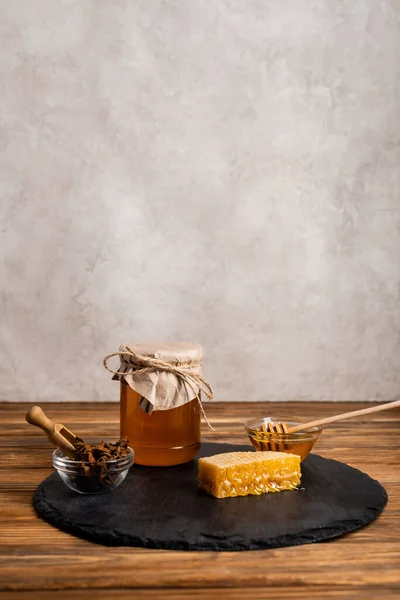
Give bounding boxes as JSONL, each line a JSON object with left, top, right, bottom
{"left": 25, "top": 405, "right": 79, "bottom": 459}
{"left": 259, "top": 399, "right": 400, "bottom": 451}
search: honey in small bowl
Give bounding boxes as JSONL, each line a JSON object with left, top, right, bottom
{"left": 244, "top": 417, "right": 322, "bottom": 461}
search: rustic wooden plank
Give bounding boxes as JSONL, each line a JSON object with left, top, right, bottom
{"left": 1, "top": 546, "right": 400, "bottom": 590}
{"left": 0, "top": 587, "right": 399, "bottom": 600}
{"left": 0, "top": 401, "right": 399, "bottom": 597}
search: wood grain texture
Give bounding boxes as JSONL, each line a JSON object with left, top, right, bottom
{"left": 0, "top": 401, "right": 399, "bottom": 599}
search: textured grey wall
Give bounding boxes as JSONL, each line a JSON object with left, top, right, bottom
{"left": 1, "top": 1, "right": 399, "bottom": 402}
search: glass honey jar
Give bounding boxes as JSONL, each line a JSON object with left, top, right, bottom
{"left": 104, "top": 342, "right": 212, "bottom": 467}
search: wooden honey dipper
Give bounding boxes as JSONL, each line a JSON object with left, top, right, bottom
{"left": 258, "top": 398, "right": 400, "bottom": 452}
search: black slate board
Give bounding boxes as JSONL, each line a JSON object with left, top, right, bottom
{"left": 33, "top": 442, "right": 387, "bottom": 551}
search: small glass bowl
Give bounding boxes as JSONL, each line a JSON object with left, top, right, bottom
{"left": 52, "top": 447, "right": 134, "bottom": 494}
{"left": 244, "top": 417, "right": 322, "bottom": 461}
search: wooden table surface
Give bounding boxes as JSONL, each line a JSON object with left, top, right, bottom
{"left": 0, "top": 401, "right": 399, "bottom": 599}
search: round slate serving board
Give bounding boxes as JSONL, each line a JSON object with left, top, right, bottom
{"left": 34, "top": 442, "right": 387, "bottom": 551}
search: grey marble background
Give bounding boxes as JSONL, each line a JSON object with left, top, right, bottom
{"left": 1, "top": 1, "right": 399, "bottom": 402}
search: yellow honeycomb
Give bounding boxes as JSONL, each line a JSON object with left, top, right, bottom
{"left": 198, "top": 451, "right": 301, "bottom": 499}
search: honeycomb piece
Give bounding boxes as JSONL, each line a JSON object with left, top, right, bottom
{"left": 198, "top": 451, "right": 301, "bottom": 499}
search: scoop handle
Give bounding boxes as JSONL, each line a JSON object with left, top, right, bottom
{"left": 25, "top": 405, "right": 78, "bottom": 459}
{"left": 25, "top": 405, "right": 55, "bottom": 435}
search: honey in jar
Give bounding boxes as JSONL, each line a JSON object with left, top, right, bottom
{"left": 105, "top": 342, "right": 210, "bottom": 467}
{"left": 120, "top": 384, "right": 201, "bottom": 466}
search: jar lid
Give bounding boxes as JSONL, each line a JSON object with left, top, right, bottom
{"left": 104, "top": 341, "right": 206, "bottom": 413}
{"left": 121, "top": 341, "right": 203, "bottom": 366}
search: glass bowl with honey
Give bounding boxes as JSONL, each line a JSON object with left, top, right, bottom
{"left": 244, "top": 417, "right": 322, "bottom": 461}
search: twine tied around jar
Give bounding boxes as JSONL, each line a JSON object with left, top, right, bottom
{"left": 103, "top": 345, "right": 215, "bottom": 430}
